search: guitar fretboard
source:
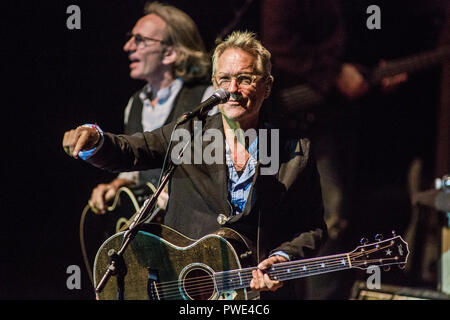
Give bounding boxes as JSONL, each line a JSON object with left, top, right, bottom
{"left": 214, "top": 253, "right": 351, "bottom": 292}
{"left": 280, "top": 45, "right": 450, "bottom": 111}
{"left": 370, "top": 45, "right": 450, "bottom": 83}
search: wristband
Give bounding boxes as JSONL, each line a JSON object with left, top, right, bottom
{"left": 78, "top": 123, "right": 104, "bottom": 160}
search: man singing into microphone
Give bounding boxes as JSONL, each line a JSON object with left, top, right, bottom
{"left": 88, "top": 2, "right": 215, "bottom": 214}
{"left": 63, "top": 31, "right": 326, "bottom": 299}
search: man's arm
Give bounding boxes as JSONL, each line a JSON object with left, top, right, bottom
{"left": 62, "top": 122, "right": 174, "bottom": 173}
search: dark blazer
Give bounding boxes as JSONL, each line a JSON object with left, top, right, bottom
{"left": 88, "top": 112, "right": 327, "bottom": 262}
{"left": 124, "top": 82, "right": 210, "bottom": 186}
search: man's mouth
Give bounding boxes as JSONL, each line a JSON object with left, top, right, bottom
{"left": 129, "top": 58, "right": 140, "bottom": 67}
{"left": 230, "top": 92, "right": 244, "bottom": 102}
{"left": 226, "top": 100, "right": 246, "bottom": 109}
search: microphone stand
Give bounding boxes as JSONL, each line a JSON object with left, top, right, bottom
{"left": 95, "top": 123, "right": 192, "bottom": 298}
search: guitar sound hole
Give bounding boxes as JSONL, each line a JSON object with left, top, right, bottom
{"left": 182, "top": 267, "right": 215, "bottom": 300}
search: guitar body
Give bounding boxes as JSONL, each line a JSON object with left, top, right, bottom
{"left": 94, "top": 223, "right": 255, "bottom": 300}
{"left": 81, "top": 183, "right": 159, "bottom": 286}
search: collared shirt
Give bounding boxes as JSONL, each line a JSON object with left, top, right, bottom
{"left": 119, "top": 80, "right": 215, "bottom": 183}
{"left": 118, "top": 79, "right": 183, "bottom": 183}
{"left": 125, "top": 78, "right": 184, "bottom": 132}
{"left": 225, "top": 137, "right": 259, "bottom": 216}
{"left": 124, "top": 79, "right": 216, "bottom": 132}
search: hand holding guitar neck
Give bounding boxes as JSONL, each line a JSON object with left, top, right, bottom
{"left": 281, "top": 45, "right": 450, "bottom": 111}
{"left": 336, "top": 61, "right": 408, "bottom": 100}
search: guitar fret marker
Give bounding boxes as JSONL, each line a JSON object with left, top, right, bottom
{"left": 320, "top": 263, "right": 325, "bottom": 268}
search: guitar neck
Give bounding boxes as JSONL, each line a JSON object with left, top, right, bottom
{"left": 370, "top": 45, "right": 450, "bottom": 83}
{"left": 214, "top": 253, "right": 352, "bottom": 292}
{"left": 279, "top": 46, "right": 450, "bottom": 112}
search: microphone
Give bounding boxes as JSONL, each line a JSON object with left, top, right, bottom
{"left": 176, "top": 88, "right": 230, "bottom": 125}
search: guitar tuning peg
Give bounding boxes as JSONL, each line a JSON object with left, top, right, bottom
{"left": 383, "top": 266, "right": 391, "bottom": 272}
{"left": 375, "top": 234, "right": 383, "bottom": 241}
{"left": 391, "top": 230, "right": 396, "bottom": 237}
{"left": 360, "top": 237, "right": 369, "bottom": 245}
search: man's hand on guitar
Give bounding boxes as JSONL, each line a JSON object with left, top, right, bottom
{"left": 336, "top": 62, "right": 408, "bottom": 100}
{"left": 157, "top": 184, "right": 169, "bottom": 210}
{"left": 250, "top": 255, "right": 287, "bottom": 292}
{"left": 336, "top": 63, "right": 369, "bottom": 100}
{"left": 62, "top": 125, "right": 100, "bottom": 159}
{"left": 89, "top": 178, "right": 134, "bottom": 214}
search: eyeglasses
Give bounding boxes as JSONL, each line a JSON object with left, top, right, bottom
{"left": 126, "top": 32, "right": 165, "bottom": 48}
{"left": 213, "top": 73, "right": 263, "bottom": 89}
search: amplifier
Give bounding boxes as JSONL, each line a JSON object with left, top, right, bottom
{"left": 351, "top": 281, "right": 450, "bottom": 300}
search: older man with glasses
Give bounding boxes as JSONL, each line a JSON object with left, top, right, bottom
{"left": 88, "top": 2, "right": 215, "bottom": 214}
{"left": 63, "top": 31, "right": 326, "bottom": 300}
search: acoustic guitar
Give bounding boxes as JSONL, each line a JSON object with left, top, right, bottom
{"left": 80, "top": 182, "right": 158, "bottom": 286}
{"left": 93, "top": 223, "right": 409, "bottom": 300}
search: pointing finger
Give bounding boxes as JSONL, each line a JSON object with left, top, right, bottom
{"left": 72, "top": 130, "right": 90, "bottom": 158}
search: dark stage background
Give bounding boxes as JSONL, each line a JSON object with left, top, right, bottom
{"left": 1, "top": 0, "right": 448, "bottom": 299}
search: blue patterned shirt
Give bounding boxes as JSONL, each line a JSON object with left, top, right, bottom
{"left": 225, "top": 134, "right": 290, "bottom": 261}
{"left": 225, "top": 137, "right": 259, "bottom": 215}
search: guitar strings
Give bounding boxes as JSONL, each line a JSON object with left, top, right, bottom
{"left": 155, "top": 258, "right": 401, "bottom": 300}
{"left": 154, "top": 254, "right": 349, "bottom": 291}
{"left": 153, "top": 255, "right": 357, "bottom": 299}
{"left": 154, "top": 243, "right": 392, "bottom": 293}
{"left": 154, "top": 257, "right": 351, "bottom": 299}
{"left": 151, "top": 243, "right": 400, "bottom": 300}
{"left": 154, "top": 244, "right": 393, "bottom": 292}
{"left": 154, "top": 243, "right": 395, "bottom": 295}
{"left": 156, "top": 256, "right": 402, "bottom": 300}
{"left": 153, "top": 258, "right": 395, "bottom": 300}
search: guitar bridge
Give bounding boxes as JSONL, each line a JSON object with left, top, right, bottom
{"left": 147, "top": 268, "right": 160, "bottom": 300}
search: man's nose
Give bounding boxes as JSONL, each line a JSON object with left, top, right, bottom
{"left": 227, "top": 78, "right": 239, "bottom": 93}
{"left": 123, "top": 37, "right": 136, "bottom": 52}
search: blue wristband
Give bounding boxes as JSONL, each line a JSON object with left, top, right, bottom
{"left": 78, "top": 123, "right": 104, "bottom": 160}
{"left": 270, "top": 251, "right": 290, "bottom": 261}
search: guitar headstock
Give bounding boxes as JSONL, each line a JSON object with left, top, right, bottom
{"left": 349, "top": 233, "right": 409, "bottom": 270}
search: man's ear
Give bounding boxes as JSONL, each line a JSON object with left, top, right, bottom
{"left": 263, "top": 76, "right": 274, "bottom": 99}
{"left": 162, "top": 46, "right": 177, "bottom": 65}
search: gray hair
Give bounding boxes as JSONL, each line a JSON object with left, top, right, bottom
{"left": 212, "top": 31, "right": 272, "bottom": 78}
